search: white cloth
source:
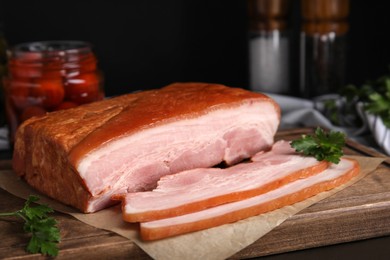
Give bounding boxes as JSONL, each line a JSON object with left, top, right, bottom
{"left": 267, "top": 93, "right": 388, "bottom": 155}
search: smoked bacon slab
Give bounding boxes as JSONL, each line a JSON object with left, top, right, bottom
{"left": 12, "top": 82, "right": 280, "bottom": 212}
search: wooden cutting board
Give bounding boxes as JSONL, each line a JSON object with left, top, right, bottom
{"left": 1, "top": 128, "right": 390, "bottom": 259}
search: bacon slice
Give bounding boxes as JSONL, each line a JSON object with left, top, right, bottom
{"left": 139, "top": 158, "right": 359, "bottom": 241}
{"left": 115, "top": 141, "right": 329, "bottom": 222}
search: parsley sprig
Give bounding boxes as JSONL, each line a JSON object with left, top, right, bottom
{"left": 0, "top": 195, "right": 60, "bottom": 256}
{"left": 291, "top": 127, "right": 346, "bottom": 164}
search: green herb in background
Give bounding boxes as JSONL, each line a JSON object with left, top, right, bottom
{"left": 291, "top": 127, "right": 346, "bottom": 164}
{"left": 0, "top": 195, "right": 60, "bottom": 256}
{"left": 341, "top": 71, "right": 390, "bottom": 128}
{"left": 323, "top": 99, "right": 342, "bottom": 126}
{"left": 364, "top": 77, "right": 390, "bottom": 128}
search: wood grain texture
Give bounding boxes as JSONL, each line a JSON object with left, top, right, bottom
{"left": 1, "top": 128, "right": 390, "bottom": 259}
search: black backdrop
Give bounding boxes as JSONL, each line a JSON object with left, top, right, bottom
{"left": 0, "top": 0, "right": 389, "bottom": 97}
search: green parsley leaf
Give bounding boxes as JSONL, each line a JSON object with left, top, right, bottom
{"left": 290, "top": 127, "right": 346, "bottom": 164}
{"left": 0, "top": 195, "right": 60, "bottom": 256}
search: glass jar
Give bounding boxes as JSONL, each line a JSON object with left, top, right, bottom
{"left": 300, "top": 0, "right": 350, "bottom": 97}
{"left": 248, "top": 0, "right": 292, "bottom": 94}
{"left": 0, "top": 26, "right": 8, "bottom": 127}
{"left": 2, "top": 41, "right": 104, "bottom": 142}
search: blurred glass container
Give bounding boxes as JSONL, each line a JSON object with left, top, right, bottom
{"left": 2, "top": 41, "right": 104, "bottom": 142}
{"left": 300, "top": 0, "right": 350, "bottom": 97}
{"left": 0, "top": 25, "right": 8, "bottom": 126}
{"left": 248, "top": 0, "right": 292, "bottom": 94}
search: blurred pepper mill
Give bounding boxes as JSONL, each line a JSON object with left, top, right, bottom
{"left": 2, "top": 41, "right": 104, "bottom": 142}
{"left": 300, "top": 0, "right": 350, "bottom": 97}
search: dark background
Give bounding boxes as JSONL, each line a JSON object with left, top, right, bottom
{"left": 0, "top": 1, "right": 390, "bottom": 258}
{"left": 0, "top": 0, "right": 389, "bottom": 97}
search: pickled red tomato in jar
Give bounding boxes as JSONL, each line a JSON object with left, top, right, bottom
{"left": 3, "top": 41, "right": 104, "bottom": 142}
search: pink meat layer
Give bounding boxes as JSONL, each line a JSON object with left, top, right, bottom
{"left": 140, "top": 157, "right": 359, "bottom": 241}
{"left": 117, "top": 141, "right": 329, "bottom": 222}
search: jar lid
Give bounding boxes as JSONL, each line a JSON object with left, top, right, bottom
{"left": 11, "top": 41, "right": 93, "bottom": 61}
{"left": 301, "top": 0, "right": 350, "bottom": 21}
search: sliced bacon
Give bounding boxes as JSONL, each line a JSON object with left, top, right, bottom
{"left": 114, "top": 141, "right": 329, "bottom": 222}
{"left": 139, "top": 158, "right": 359, "bottom": 241}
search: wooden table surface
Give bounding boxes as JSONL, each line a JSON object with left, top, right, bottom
{"left": 1, "top": 128, "right": 390, "bottom": 259}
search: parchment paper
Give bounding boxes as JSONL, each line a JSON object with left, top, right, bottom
{"left": 0, "top": 156, "right": 385, "bottom": 260}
